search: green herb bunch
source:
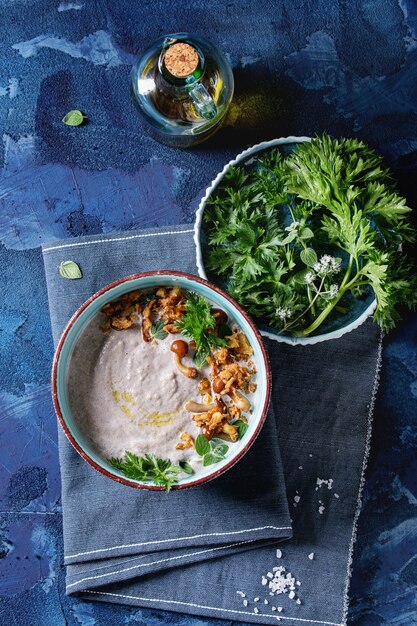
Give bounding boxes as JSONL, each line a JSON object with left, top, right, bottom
{"left": 175, "top": 292, "right": 227, "bottom": 365}
{"left": 110, "top": 452, "right": 186, "bottom": 491}
{"left": 203, "top": 135, "right": 417, "bottom": 336}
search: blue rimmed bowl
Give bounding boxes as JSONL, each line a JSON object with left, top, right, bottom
{"left": 194, "top": 137, "right": 377, "bottom": 345}
{"left": 52, "top": 270, "right": 271, "bottom": 490}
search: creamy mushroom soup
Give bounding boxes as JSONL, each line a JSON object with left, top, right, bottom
{"left": 66, "top": 286, "right": 257, "bottom": 488}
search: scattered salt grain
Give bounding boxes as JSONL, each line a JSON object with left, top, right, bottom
{"left": 243, "top": 599, "right": 248, "bottom": 607}
{"left": 334, "top": 493, "right": 340, "bottom": 499}
{"left": 316, "top": 477, "right": 334, "bottom": 490}
{"left": 294, "top": 495, "right": 300, "bottom": 503}
{"left": 273, "top": 567, "right": 279, "bottom": 572}
{"left": 318, "top": 504, "right": 325, "bottom": 514}
{"left": 272, "top": 606, "right": 277, "bottom": 612}
{"left": 262, "top": 576, "right": 268, "bottom": 585}
{"left": 309, "top": 453, "right": 313, "bottom": 457}
{"left": 264, "top": 599, "right": 269, "bottom": 605}
{"left": 269, "top": 592, "right": 274, "bottom": 596}
{"left": 276, "top": 549, "right": 282, "bottom": 558}
{"left": 288, "top": 590, "right": 295, "bottom": 600}
{"left": 308, "top": 552, "right": 315, "bottom": 560}
{"left": 278, "top": 607, "right": 283, "bottom": 612}
{"left": 236, "top": 591, "right": 245, "bottom": 597}
{"left": 296, "top": 599, "right": 302, "bottom": 605}
{"left": 267, "top": 572, "right": 274, "bottom": 578}
{"left": 254, "top": 607, "right": 259, "bottom": 614}
{"left": 296, "top": 581, "right": 301, "bottom": 586}
{"left": 266, "top": 565, "right": 296, "bottom": 596}
{"left": 298, "top": 465, "right": 303, "bottom": 470}
{"left": 254, "top": 597, "right": 260, "bottom": 602}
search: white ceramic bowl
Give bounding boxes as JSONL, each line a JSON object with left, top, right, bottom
{"left": 194, "top": 136, "right": 377, "bottom": 345}
{"left": 52, "top": 271, "right": 271, "bottom": 490}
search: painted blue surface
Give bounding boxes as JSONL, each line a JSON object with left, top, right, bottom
{"left": 0, "top": 1, "right": 416, "bottom": 625}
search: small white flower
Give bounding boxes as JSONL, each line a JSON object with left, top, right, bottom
{"left": 276, "top": 307, "right": 292, "bottom": 320}
{"left": 328, "top": 284, "right": 339, "bottom": 298}
{"left": 305, "top": 271, "right": 315, "bottom": 285}
{"left": 313, "top": 255, "right": 341, "bottom": 276}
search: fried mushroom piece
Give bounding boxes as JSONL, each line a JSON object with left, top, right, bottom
{"left": 226, "top": 330, "right": 254, "bottom": 360}
{"left": 207, "top": 339, "right": 256, "bottom": 417}
{"left": 141, "top": 301, "right": 154, "bottom": 342}
{"left": 175, "top": 432, "right": 194, "bottom": 450}
{"left": 155, "top": 287, "right": 186, "bottom": 333}
{"left": 100, "top": 290, "right": 142, "bottom": 333}
{"left": 192, "top": 398, "right": 238, "bottom": 442}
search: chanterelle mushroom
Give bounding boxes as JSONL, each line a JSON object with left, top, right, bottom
{"left": 170, "top": 340, "right": 198, "bottom": 378}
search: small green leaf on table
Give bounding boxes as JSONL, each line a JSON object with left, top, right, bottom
{"left": 62, "top": 110, "right": 87, "bottom": 126}
{"left": 59, "top": 260, "right": 82, "bottom": 279}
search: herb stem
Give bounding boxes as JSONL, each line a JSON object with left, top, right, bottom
{"left": 307, "top": 285, "right": 315, "bottom": 316}
{"left": 300, "top": 240, "right": 316, "bottom": 316}
{"left": 301, "top": 255, "right": 356, "bottom": 336}
{"left": 282, "top": 276, "right": 325, "bottom": 332}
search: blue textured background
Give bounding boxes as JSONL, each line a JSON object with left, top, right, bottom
{"left": 0, "top": 1, "right": 416, "bottom": 625}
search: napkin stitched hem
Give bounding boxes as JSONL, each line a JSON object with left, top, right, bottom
{"left": 42, "top": 227, "right": 195, "bottom": 253}
{"left": 341, "top": 329, "right": 384, "bottom": 624}
{"left": 84, "top": 591, "right": 344, "bottom": 626}
{"left": 64, "top": 525, "right": 293, "bottom": 562}
{"left": 66, "top": 538, "right": 279, "bottom": 591}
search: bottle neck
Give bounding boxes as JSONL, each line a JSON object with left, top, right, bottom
{"left": 158, "top": 39, "right": 205, "bottom": 87}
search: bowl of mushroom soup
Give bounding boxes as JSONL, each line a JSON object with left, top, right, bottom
{"left": 52, "top": 271, "right": 271, "bottom": 490}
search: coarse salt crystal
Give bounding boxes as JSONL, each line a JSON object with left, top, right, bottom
{"left": 298, "top": 466, "right": 303, "bottom": 470}
{"left": 308, "top": 552, "right": 315, "bottom": 560}
{"left": 273, "top": 567, "right": 279, "bottom": 572}
{"left": 278, "top": 607, "right": 283, "bottom": 612}
{"left": 334, "top": 493, "right": 340, "bottom": 498}
{"left": 316, "top": 477, "right": 333, "bottom": 490}
{"left": 243, "top": 599, "right": 248, "bottom": 607}
{"left": 272, "top": 606, "right": 277, "bottom": 611}
{"left": 254, "top": 597, "right": 260, "bottom": 602}
{"left": 296, "top": 599, "right": 302, "bottom": 605}
{"left": 296, "top": 581, "right": 301, "bottom": 586}
{"left": 267, "top": 572, "right": 274, "bottom": 578}
{"left": 276, "top": 549, "right": 282, "bottom": 558}
{"left": 236, "top": 591, "right": 245, "bottom": 597}
{"left": 262, "top": 576, "right": 268, "bottom": 585}
{"left": 264, "top": 599, "right": 269, "bottom": 605}
{"left": 254, "top": 607, "right": 259, "bottom": 614}
{"left": 294, "top": 495, "right": 300, "bottom": 503}
{"left": 288, "top": 590, "right": 295, "bottom": 600}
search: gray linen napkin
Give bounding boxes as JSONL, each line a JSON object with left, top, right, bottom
{"left": 42, "top": 225, "right": 382, "bottom": 626}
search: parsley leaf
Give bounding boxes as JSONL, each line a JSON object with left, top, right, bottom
{"left": 109, "top": 452, "right": 182, "bottom": 491}
{"left": 175, "top": 292, "right": 227, "bottom": 366}
{"left": 150, "top": 319, "right": 168, "bottom": 340}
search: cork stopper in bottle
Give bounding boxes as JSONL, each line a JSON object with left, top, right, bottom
{"left": 164, "top": 43, "right": 199, "bottom": 78}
